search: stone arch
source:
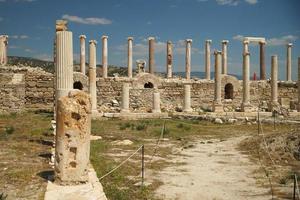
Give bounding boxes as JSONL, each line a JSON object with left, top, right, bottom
{"left": 132, "top": 72, "right": 161, "bottom": 89}
{"left": 144, "top": 82, "right": 154, "bottom": 88}
{"left": 224, "top": 83, "right": 234, "bottom": 99}
{"left": 73, "top": 81, "right": 83, "bottom": 90}
{"left": 73, "top": 72, "right": 89, "bottom": 92}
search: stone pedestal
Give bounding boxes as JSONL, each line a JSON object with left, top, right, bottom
{"left": 79, "top": 35, "right": 86, "bottom": 75}
{"left": 269, "top": 55, "right": 279, "bottom": 111}
{"left": 166, "top": 41, "right": 173, "bottom": 78}
{"left": 213, "top": 51, "right": 223, "bottom": 112}
{"left": 286, "top": 43, "right": 292, "bottom": 82}
{"left": 148, "top": 37, "right": 155, "bottom": 74}
{"left": 183, "top": 84, "right": 193, "bottom": 112}
{"left": 241, "top": 51, "right": 251, "bottom": 112}
{"left": 102, "top": 36, "right": 108, "bottom": 78}
{"left": 221, "top": 40, "right": 228, "bottom": 75}
{"left": 205, "top": 40, "right": 212, "bottom": 80}
{"left": 152, "top": 92, "right": 161, "bottom": 113}
{"left": 121, "top": 83, "right": 130, "bottom": 113}
{"left": 185, "top": 39, "right": 192, "bottom": 80}
{"left": 89, "top": 40, "right": 98, "bottom": 114}
{"left": 56, "top": 31, "right": 73, "bottom": 101}
{"left": 259, "top": 41, "right": 266, "bottom": 80}
{"left": 55, "top": 90, "right": 91, "bottom": 184}
{"left": 0, "top": 35, "right": 8, "bottom": 65}
{"left": 127, "top": 37, "right": 133, "bottom": 78}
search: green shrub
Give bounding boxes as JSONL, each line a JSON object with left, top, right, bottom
{"left": 136, "top": 123, "right": 147, "bottom": 131}
{"left": 0, "top": 193, "right": 7, "bottom": 200}
{"left": 5, "top": 126, "right": 15, "bottom": 135}
{"left": 176, "top": 123, "right": 184, "bottom": 128}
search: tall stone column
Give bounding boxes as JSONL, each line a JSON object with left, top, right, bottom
{"left": 0, "top": 35, "right": 9, "bottom": 65}
{"left": 213, "top": 51, "right": 223, "bottom": 112}
{"left": 205, "top": 40, "right": 212, "bottom": 80}
{"left": 270, "top": 55, "right": 279, "bottom": 110}
{"left": 102, "top": 35, "right": 108, "bottom": 78}
{"left": 79, "top": 35, "right": 86, "bottom": 75}
{"left": 121, "top": 83, "right": 130, "bottom": 113}
{"left": 241, "top": 50, "right": 251, "bottom": 112}
{"left": 221, "top": 40, "right": 229, "bottom": 75}
{"left": 259, "top": 41, "right": 266, "bottom": 80}
{"left": 148, "top": 37, "right": 155, "bottom": 74}
{"left": 89, "top": 40, "right": 98, "bottom": 114}
{"left": 183, "top": 84, "right": 193, "bottom": 112}
{"left": 56, "top": 31, "right": 74, "bottom": 101}
{"left": 152, "top": 92, "right": 161, "bottom": 113}
{"left": 185, "top": 39, "right": 192, "bottom": 80}
{"left": 298, "top": 57, "right": 300, "bottom": 111}
{"left": 127, "top": 37, "right": 133, "bottom": 78}
{"left": 286, "top": 43, "right": 293, "bottom": 82}
{"left": 166, "top": 41, "right": 173, "bottom": 78}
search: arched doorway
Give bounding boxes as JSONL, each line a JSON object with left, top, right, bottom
{"left": 144, "top": 82, "right": 154, "bottom": 88}
{"left": 224, "top": 83, "right": 234, "bottom": 99}
{"left": 73, "top": 81, "right": 83, "bottom": 90}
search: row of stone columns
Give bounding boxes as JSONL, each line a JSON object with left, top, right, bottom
{"left": 0, "top": 35, "right": 8, "bottom": 65}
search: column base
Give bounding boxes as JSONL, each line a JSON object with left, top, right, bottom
{"left": 120, "top": 109, "right": 130, "bottom": 114}
{"left": 241, "top": 102, "right": 252, "bottom": 112}
{"left": 268, "top": 101, "right": 280, "bottom": 112}
{"left": 212, "top": 101, "right": 223, "bottom": 112}
{"left": 183, "top": 108, "right": 193, "bottom": 113}
{"left": 152, "top": 109, "right": 161, "bottom": 114}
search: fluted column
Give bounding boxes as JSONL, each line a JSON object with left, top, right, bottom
{"left": 166, "top": 41, "right": 173, "bottom": 78}
{"left": 121, "top": 83, "right": 130, "bottom": 113}
{"left": 102, "top": 35, "right": 108, "bottom": 78}
{"left": 183, "top": 84, "right": 193, "bottom": 112}
{"left": 185, "top": 39, "right": 192, "bottom": 80}
{"left": 298, "top": 57, "right": 300, "bottom": 111}
{"left": 0, "top": 35, "right": 8, "bottom": 65}
{"left": 213, "top": 51, "right": 223, "bottom": 112}
{"left": 79, "top": 35, "right": 86, "bottom": 75}
{"left": 205, "top": 40, "right": 212, "bottom": 80}
{"left": 148, "top": 37, "right": 155, "bottom": 74}
{"left": 286, "top": 43, "right": 292, "bottom": 82}
{"left": 221, "top": 40, "right": 229, "bottom": 75}
{"left": 259, "top": 41, "right": 266, "bottom": 80}
{"left": 127, "top": 37, "right": 133, "bottom": 78}
{"left": 152, "top": 92, "right": 161, "bottom": 113}
{"left": 241, "top": 46, "right": 251, "bottom": 112}
{"left": 56, "top": 31, "right": 73, "bottom": 101}
{"left": 89, "top": 40, "right": 98, "bottom": 114}
{"left": 270, "top": 55, "right": 279, "bottom": 110}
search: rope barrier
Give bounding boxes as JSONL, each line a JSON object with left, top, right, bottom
{"left": 99, "top": 145, "right": 143, "bottom": 180}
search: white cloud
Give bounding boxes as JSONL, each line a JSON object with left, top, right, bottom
{"left": 232, "top": 34, "right": 244, "bottom": 41}
{"left": 62, "top": 14, "right": 112, "bottom": 25}
{"left": 245, "top": 0, "right": 257, "bottom": 4}
{"left": 267, "top": 35, "right": 298, "bottom": 46}
{"left": 10, "top": 35, "right": 29, "bottom": 39}
{"left": 174, "top": 40, "right": 202, "bottom": 55}
{"left": 35, "top": 54, "right": 52, "bottom": 61}
{"left": 216, "top": 0, "right": 239, "bottom": 6}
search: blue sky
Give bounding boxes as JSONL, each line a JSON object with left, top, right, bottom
{"left": 0, "top": 0, "right": 299, "bottom": 80}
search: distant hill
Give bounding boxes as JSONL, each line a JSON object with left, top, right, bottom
{"left": 8, "top": 56, "right": 55, "bottom": 73}
{"left": 174, "top": 72, "right": 242, "bottom": 80}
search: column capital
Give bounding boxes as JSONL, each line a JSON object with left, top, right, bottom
{"left": 214, "top": 50, "right": 222, "bottom": 55}
{"left": 167, "top": 40, "right": 172, "bottom": 44}
{"left": 206, "top": 39, "right": 212, "bottom": 44}
{"left": 148, "top": 37, "right": 155, "bottom": 41}
{"left": 127, "top": 36, "right": 133, "bottom": 41}
{"left": 79, "top": 35, "right": 86, "bottom": 39}
{"left": 89, "top": 40, "right": 97, "bottom": 45}
{"left": 259, "top": 41, "right": 266, "bottom": 45}
{"left": 101, "top": 35, "right": 108, "bottom": 40}
{"left": 0, "top": 35, "right": 9, "bottom": 39}
{"left": 222, "top": 40, "right": 229, "bottom": 44}
{"left": 287, "top": 43, "right": 293, "bottom": 47}
{"left": 186, "top": 39, "right": 193, "bottom": 43}
{"left": 243, "top": 40, "right": 250, "bottom": 45}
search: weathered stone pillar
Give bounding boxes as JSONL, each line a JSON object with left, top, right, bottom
{"left": 0, "top": 35, "right": 8, "bottom": 65}
{"left": 298, "top": 57, "right": 300, "bottom": 111}
{"left": 166, "top": 41, "right": 173, "bottom": 78}
{"left": 286, "top": 43, "right": 293, "bottom": 82}
{"left": 183, "top": 84, "right": 193, "bottom": 112}
{"left": 121, "top": 83, "right": 130, "bottom": 113}
{"left": 185, "top": 39, "right": 192, "bottom": 80}
{"left": 213, "top": 51, "right": 223, "bottom": 112}
{"left": 102, "top": 35, "right": 108, "bottom": 78}
{"left": 270, "top": 55, "right": 279, "bottom": 110}
{"left": 205, "top": 40, "right": 212, "bottom": 80}
{"left": 89, "top": 40, "right": 98, "bottom": 114}
{"left": 56, "top": 31, "right": 74, "bottom": 101}
{"left": 221, "top": 40, "right": 229, "bottom": 75}
{"left": 241, "top": 48, "right": 251, "bottom": 112}
{"left": 259, "top": 41, "right": 266, "bottom": 80}
{"left": 148, "top": 37, "right": 155, "bottom": 74}
{"left": 55, "top": 90, "right": 91, "bottom": 184}
{"left": 152, "top": 92, "right": 161, "bottom": 113}
{"left": 79, "top": 35, "right": 86, "bottom": 74}
{"left": 127, "top": 37, "right": 133, "bottom": 78}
